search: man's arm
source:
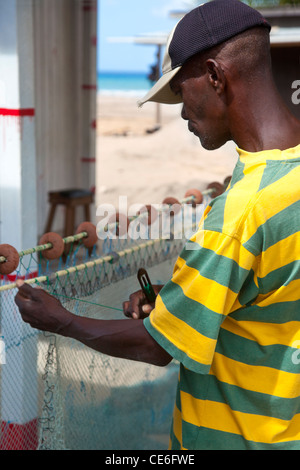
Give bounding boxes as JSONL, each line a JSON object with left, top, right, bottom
{"left": 14, "top": 281, "right": 172, "bottom": 367}
{"left": 67, "top": 314, "right": 171, "bottom": 366}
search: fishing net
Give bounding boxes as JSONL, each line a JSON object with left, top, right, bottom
{"left": 0, "top": 202, "right": 202, "bottom": 450}
{"left": 38, "top": 256, "right": 181, "bottom": 451}
{"left": 0, "top": 185, "right": 225, "bottom": 450}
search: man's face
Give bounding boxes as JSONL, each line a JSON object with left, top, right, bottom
{"left": 170, "top": 58, "right": 231, "bottom": 150}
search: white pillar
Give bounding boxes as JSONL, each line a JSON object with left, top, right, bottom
{"left": 79, "top": 0, "right": 98, "bottom": 192}
{"left": 0, "top": 0, "right": 38, "bottom": 450}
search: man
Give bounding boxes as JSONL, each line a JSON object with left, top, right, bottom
{"left": 15, "top": 0, "right": 300, "bottom": 450}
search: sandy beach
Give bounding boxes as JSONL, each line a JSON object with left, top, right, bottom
{"left": 96, "top": 94, "right": 238, "bottom": 211}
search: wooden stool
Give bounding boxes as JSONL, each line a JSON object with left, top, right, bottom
{"left": 44, "top": 189, "right": 94, "bottom": 237}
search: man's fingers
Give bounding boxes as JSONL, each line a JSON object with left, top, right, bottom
{"left": 16, "top": 280, "right": 25, "bottom": 288}
{"left": 15, "top": 281, "right": 45, "bottom": 303}
{"left": 15, "top": 281, "right": 37, "bottom": 300}
{"left": 128, "top": 293, "right": 141, "bottom": 315}
{"left": 123, "top": 300, "right": 140, "bottom": 319}
{"left": 142, "top": 304, "right": 153, "bottom": 315}
{"left": 122, "top": 301, "right": 131, "bottom": 318}
{"left": 123, "top": 293, "right": 144, "bottom": 319}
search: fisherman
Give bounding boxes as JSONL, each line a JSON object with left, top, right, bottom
{"left": 15, "top": 0, "right": 300, "bottom": 450}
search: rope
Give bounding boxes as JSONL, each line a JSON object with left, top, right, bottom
{"left": 45, "top": 291, "right": 124, "bottom": 313}
{"left": 0, "top": 237, "right": 167, "bottom": 292}
{"left": 0, "top": 232, "right": 88, "bottom": 264}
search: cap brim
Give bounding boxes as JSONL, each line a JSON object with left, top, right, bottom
{"left": 137, "top": 66, "right": 182, "bottom": 107}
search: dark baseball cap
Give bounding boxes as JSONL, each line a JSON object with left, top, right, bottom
{"left": 138, "top": 0, "right": 271, "bottom": 107}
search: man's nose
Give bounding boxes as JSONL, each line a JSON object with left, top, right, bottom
{"left": 181, "top": 105, "right": 188, "bottom": 120}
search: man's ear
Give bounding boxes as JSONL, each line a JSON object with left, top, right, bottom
{"left": 206, "top": 59, "right": 226, "bottom": 95}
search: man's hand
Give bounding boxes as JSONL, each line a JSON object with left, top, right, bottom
{"left": 15, "top": 281, "right": 172, "bottom": 367}
{"left": 122, "top": 285, "right": 164, "bottom": 320}
{"left": 15, "top": 280, "right": 74, "bottom": 335}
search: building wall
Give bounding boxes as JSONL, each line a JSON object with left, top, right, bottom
{"left": 33, "top": 0, "right": 97, "bottom": 237}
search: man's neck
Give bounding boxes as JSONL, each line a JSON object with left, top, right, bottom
{"left": 229, "top": 82, "right": 300, "bottom": 153}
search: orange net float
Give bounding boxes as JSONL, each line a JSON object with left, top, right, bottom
{"left": 184, "top": 189, "right": 203, "bottom": 206}
{"left": 137, "top": 205, "right": 158, "bottom": 226}
{"left": 39, "top": 232, "right": 65, "bottom": 260}
{"left": 162, "top": 197, "right": 182, "bottom": 216}
{"left": 76, "top": 222, "right": 98, "bottom": 248}
{"left": 0, "top": 244, "right": 20, "bottom": 275}
{"left": 206, "top": 182, "right": 224, "bottom": 198}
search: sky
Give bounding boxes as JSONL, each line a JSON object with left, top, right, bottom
{"left": 97, "top": 0, "right": 194, "bottom": 73}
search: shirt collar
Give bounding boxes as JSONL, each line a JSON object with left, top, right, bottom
{"left": 237, "top": 144, "right": 300, "bottom": 165}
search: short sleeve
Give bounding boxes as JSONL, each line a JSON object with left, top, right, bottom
{"left": 143, "top": 229, "right": 258, "bottom": 374}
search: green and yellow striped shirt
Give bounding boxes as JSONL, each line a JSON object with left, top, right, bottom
{"left": 144, "top": 144, "right": 300, "bottom": 450}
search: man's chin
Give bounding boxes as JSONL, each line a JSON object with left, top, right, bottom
{"left": 189, "top": 127, "right": 226, "bottom": 151}
{"left": 198, "top": 132, "right": 231, "bottom": 151}
{"left": 199, "top": 137, "right": 222, "bottom": 151}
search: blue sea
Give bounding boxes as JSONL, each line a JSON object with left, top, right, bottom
{"left": 97, "top": 71, "right": 152, "bottom": 97}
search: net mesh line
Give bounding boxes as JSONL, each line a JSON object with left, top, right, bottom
{"left": 0, "top": 222, "right": 190, "bottom": 449}
{"left": 36, "top": 257, "right": 181, "bottom": 450}
{"left": 0, "top": 182, "right": 228, "bottom": 449}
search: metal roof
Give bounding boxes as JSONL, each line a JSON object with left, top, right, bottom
{"left": 270, "top": 27, "right": 300, "bottom": 46}
{"left": 108, "top": 26, "right": 300, "bottom": 48}
{"left": 108, "top": 7, "right": 300, "bottom": 48}
{"left": 107, "top": 33, "right": 169, "bottom": 46}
